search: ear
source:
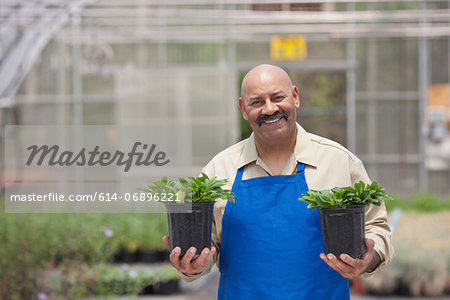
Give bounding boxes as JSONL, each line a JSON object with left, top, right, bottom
{"left": 238, "top": 97, "right": 249, "bottom": 120}
{"left": 292, "top": 86, "right": 300, "bottom": 109}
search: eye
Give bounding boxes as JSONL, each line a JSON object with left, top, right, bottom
{"left": 250, "top": 100, "right": 263, "bottom": 106}
{"left": 273, "top": 95, "right": 285, "bottom": 102}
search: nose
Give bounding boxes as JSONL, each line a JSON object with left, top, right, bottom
{"left": 261, "top": 98, "right": 278, "bottom": 115}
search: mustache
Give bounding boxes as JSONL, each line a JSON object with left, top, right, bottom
{"left": 256, "top": 110, "right": 289, "bottom": 127}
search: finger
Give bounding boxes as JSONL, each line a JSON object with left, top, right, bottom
{"left": 169, "top": 247, "right": 182, "bottom": 267}
{"left": 320, "top": 253, "right": 332, "bottom": 268}
{"left": 361, "top": 239, "right": 377, "bottom": 266}
{"left": 325, "top": 253, "right": 354, "bottom": 274}
{"left": 192, "top": 247, "right": 210, "bottom": 267}
{"left": 339, "top": 254, "right": 360, "bottom": 268}
{"left": 340, "top": 252, "right": 372, "bottom": 277}
{"left": 327, "top": 253, "right": 349, "bottom": 269}
{"left": 209, "top": 246, "right": 216, "bottom": 260}
{"left": 180, "top": 247, "right": 197, "bottom": 269}
{"left": 193, "top": 247, "right": 215, "bottom": 269}
{"left": 320, "top": 253, "right": 342, "bottom": 273}
{"left": 321, "top": 253, "right": 340, "bottom": 269}
{"left": 162, "top": 236, "right": 170, "bottom": 249}
{"left": 365, "top": 238, "right": 375, "bottom": 251}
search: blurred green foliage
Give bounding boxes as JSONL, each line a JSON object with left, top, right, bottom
{"left": 387, "top": 193, "right": 450, "bottom": 212}
{"left": 37, "top": 263, "right": 179, "bottom": 298}
{"left": 0, "top": 206, "right": 169, "bottom": 299}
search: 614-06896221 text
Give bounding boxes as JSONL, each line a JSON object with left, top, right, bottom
{"left": 9, "top": 192, "right": 181, "bottom": 203}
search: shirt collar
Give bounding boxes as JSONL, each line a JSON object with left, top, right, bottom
{"left": 237, "top": 132, "right": 259, "bottom": 169}
{"left": 237, "top": 123, "right": 319, "bottom": 170}
{"left": 293, "top": 123, "right": 319, "bottom": 168}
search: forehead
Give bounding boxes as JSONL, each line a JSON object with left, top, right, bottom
{"left": 242, "top": 68, "right": 292, "bottom": 99}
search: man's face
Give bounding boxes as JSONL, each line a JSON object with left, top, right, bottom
{"left": 239, "top": 69, "right": 300, "bottom": 142}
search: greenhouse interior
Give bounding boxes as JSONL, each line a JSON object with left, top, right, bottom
{"left": 0, "top": 0, "right": 449, "bottom": 299}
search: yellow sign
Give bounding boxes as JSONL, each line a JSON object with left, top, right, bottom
{"left": 271, "top": 35, "right": 307, "bottom": 61}
{"left": 428, "top": 84, "right": 450, "bottom": 125}
{"left": 428, "top": 84, "right": 450, "bottom": 108}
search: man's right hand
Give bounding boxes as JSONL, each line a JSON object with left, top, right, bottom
{"left": 162, "top": 235, "right": 216, "bottom": 275}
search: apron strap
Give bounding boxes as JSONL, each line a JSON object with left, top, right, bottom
{"left": 297, "top": 162, "right": 305, "bottom": 173}
{"left": 231, "top": 166, "right": 244, "bottom": 195}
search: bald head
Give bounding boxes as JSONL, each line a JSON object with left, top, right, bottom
{"left": 238, "top": 63, "right": 300, "bottom": 154}
{"left": 241, "top": 64, "right": 294, "bottom": 100}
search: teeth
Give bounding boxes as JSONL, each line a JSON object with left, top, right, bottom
{"left": 264, "top": 117, "right": 281, "bottom": 124}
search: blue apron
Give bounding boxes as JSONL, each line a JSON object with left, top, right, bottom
{"left": 218, "top": 163, "right": 349, "bottom": 300}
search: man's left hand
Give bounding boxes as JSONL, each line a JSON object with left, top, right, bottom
{"left": 320, "top": 238, "right": 381, "bottom": 279}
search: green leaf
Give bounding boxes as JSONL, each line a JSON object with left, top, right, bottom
{"left": 141, "top": 174, "right": 235, "bottom": 204}
{"left": 299, "top": 180, "right": 393, "bottom": 209}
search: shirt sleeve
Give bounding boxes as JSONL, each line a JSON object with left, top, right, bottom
{"left": 350, "top": 158, "right": 395, "bottom": 276}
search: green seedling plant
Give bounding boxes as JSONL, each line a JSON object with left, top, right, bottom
{"left": 299, "top": 181, "right": 393, "bottom": 209}
{"left": 139, "top": 176, "right": 186, "bottom": 202}
{"left": 140, "top": 176, "right": 179, "bottom": 194}
{"left": 179, "top": 173, "right": 235, "bottom": 203}
{"left": 140, "top": 174, "right": 235, "bottom": 203}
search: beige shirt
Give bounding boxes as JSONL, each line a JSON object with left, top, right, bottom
{"left": 182, "top": 123, "right": 394, "bottom": 281}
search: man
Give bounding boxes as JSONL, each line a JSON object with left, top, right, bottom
{"left": 163, "top": 64, "right": 394, "bottom": 299}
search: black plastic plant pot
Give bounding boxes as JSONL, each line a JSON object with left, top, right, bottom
{"left": 165, "top": 202, "right": 214, "bottom": 258}
{"left": 137, "top": 250, "right": 159, "bottom": 263}
{"left": 156, "top": 249, "right": 170, "bottom": 262}
{"left": 319, "top": 205, "right": 366, "bottom": 259}
{"left": 153, "top": 279, "right": 180, "bottom": 295}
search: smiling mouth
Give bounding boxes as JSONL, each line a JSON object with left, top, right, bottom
{"left": 263, "top": 117, "right": 282, "bottom": 124}
{"left": 257, "top": 111, "right": 288, "bottom": 127}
